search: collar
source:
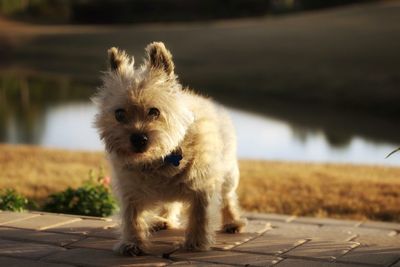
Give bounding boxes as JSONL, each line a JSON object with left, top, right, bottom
{"left": 123, "top": 147, "right": 183, "bottom": 172}
{"left": 164, "top": 151, "right": 183, "bottom": 167}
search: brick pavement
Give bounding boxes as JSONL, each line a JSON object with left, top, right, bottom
{"left": 0, "top": 211, "right": 399, "bottom": 266}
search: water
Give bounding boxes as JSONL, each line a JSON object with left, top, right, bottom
{"left": 3, "top": 99, "right": 399, "bottom": 166}
{"left": 229, "top": 109, "right": 400, "bottom": 165}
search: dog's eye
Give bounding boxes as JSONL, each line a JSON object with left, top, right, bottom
{"left": 148, "top": 107, "right": 160, "bottom": 118}
{"left": 115, "top": 108, "right": 127, "bottom": 123}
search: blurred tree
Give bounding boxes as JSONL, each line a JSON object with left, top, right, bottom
{"left": 0, "top": 0, "right": 29, "bottom": 15}
{"left": 0, "top": 0, "right": 374, "bottom": 24}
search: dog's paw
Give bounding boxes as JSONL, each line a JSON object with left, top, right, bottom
{"left": 150, "top": 220, "right": 169, "bottom": 232}
{"left": 184, "top": 241, "right": 210, "bottom": 252}
{"left": 150, "top": 216, "right": 180, "bottom": 233}
{"left": 113, "top": 241, "right": 145, "bottom": 257}
{"left": 184, "top": 236, "right": 212, "bottom": 251}
{"left": 222, "top": 219, "right": 247, "bottom": 234}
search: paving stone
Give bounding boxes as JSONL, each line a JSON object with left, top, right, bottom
{"left": 292, "top": 217, "right": 361, "bottom": 227}
{"left": 169, "top": 261, "right": 234, "bottom": 266}
{"left": 243, "top": 212, "right": 295, "bottom": 223}
{"left": 233, "top": 235, "right": 307, "bottom": 255}
{"left": 283, "top": 240, "right": 360, "bottom": 261}
{"left": 44, "top": 247, "right": 171, "bottom": 266}
{"left": 212, "top": 220, "right": 282, "bottom": 249}
{"left": 46, "top": 218, "right": 117, "bottom": 235}
{"left": 360, "top": 221, "right": 400, "bottom": 232}
{"left": 30, "top": 211, "right": 113, "bottom": 221}
{"left": 150, "top": 229, "right": 185, "bottom": 244}
{"left": 315, "top": 226, "right": 360, "bottom": 242}
{"left": 265, "top": 223, "right": 355, "bottom": 242}
{"left": 263, "top": 222, "right": 320, "bottom": 239}
{"left": 213, "top": 220, "right": 270, "bottom": 249}
{"left": 213, "top": 232, "right": 261, "bottom": 250}
{"left": 87, "top": 225, "right": 120, "bottom": 239}
{"left": 0, "top": 239, "right": 66, "bottom": 260}
{"left": 68, "top": 236, "right": 116, "bottom": 251}
{"left": 171, "top": 250, "right": 282, "bottom": 266}
{"left": 242, "top": 220, "right": 271, "bottom": 234}
{"left": 0, "top": 226, "right": 82, "bottom": 246}
{"left": 0, "top": 256, "right": 74, "bottom": 267}
{"left": 349, "top": 227, "right": 400, "bottom": 246}
{"left": 2, "top": 214, "right": 81, "bottom": 230}
{"left": 338, "top": 244, "right": 400, "bottom": 266}
{"left": 0, "top": 211, "right": 40, "bottom": 225}
{"left": 146, "top": 243, "right": 181, "bottom": 256}
{"left": 69, "top": 237, "right": 179, "bottom": 256}
{"left": 1, "top": 211, "right": 399, "bottom": 266}
{"left": 150, "top": 222, "right": 269, "bottom": 250}
{"left": 355, "top": 234, "right": 400, "bottom": 247}
{"left": 274, "top": 258, "right": 363, "bottom": 267}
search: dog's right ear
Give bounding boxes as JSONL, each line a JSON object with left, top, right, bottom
{"left": 108, "top": 47, "right": 134, "bottom": 73}
{"left": 146, "top": 42, "right": 174, "bottom": 76}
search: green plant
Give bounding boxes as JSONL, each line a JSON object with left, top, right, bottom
{"left": 43, "top": 169, "right": 117, "bottom": 217}
{"left": 0, "top": 189, "right": 29, "bottom": 212}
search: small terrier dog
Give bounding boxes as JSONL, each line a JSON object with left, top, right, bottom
{"left": 93, "top": 42, "right": 245, "bottom": 256}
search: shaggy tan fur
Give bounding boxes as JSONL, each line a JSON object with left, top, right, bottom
{"left": 93, "top": 42, "right": 246, "bottom": 256}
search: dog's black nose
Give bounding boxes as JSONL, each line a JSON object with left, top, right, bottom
{"left": 130, "top": 133, "right": 148, "bottom": 152}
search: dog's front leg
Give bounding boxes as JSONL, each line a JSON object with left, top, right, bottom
{"left": 184, "top": 192, "right": 213, "bottom": 251}
{"left": 114, "top": 201, "right": 148, "bottom": 256}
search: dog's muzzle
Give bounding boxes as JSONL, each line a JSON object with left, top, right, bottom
{"left": 130, "top": 133, "right": 148, "bottom": 153}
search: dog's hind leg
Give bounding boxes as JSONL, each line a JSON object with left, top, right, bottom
{"left": 150, "top": 202, "right": 182, "bottom": 232}
{"left": 221, "top": 166, "right": 247, "bottom": 233}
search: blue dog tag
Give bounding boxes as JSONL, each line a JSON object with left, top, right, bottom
{"left": 164, "top": 153, "right": 183, "bottom": 167}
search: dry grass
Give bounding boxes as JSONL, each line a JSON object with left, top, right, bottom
{"left": 0, "top": 144, "right": 108, "bottom": 204}
{"left": 239, "top": 160, "right": 400, "bottom": 222}
{"left": 1, "top": 144, "right": 400, "bottom": 222}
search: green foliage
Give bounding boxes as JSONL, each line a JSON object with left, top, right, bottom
{"left": 0, "top": 189, "right": 29, "bottom": 212}
{"left": 0, "top": 0, "right": 367, "bottom": 24}
{"left": 0, "top": 0, "right": 70, "bottom": 23}
{"left": 44, "top": 169, "right": 117, "bottom": 217}
{"left": 0, "top": 0, "right": 29, "bottom": 15}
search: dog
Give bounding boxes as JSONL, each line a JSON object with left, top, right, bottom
{"left": 93, "top": 42, "right": 246, "bottom": 256}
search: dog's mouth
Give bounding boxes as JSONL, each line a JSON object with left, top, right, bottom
{"left": 121, "top": 148, "right": 163, "bottom": 171}
{"left": 130, "top": 147, "right": 147, "bottom": 154}
{"left": 113, "top": 146, "right": 148, "bottom": 159}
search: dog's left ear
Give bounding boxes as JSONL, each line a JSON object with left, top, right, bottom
{"left": 146, "top": 42, "right": 174, "bottom": 76}
{"left": 108, "top": 47, "right": 134, "bottom": 74}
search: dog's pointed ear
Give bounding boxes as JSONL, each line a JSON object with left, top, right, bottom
{"left": 146, "top": 42, "right": 174, "bottom": 75}
{"left": 108, "top": 47, "right": 134, "bottom": 73}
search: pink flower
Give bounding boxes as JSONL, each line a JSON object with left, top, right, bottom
{"left": 102, "top": 176, "right": 111, "bottom": 186}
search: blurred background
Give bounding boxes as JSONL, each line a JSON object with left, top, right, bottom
{"left": 1, "top": 0, "right": 399, "bottom": 165}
